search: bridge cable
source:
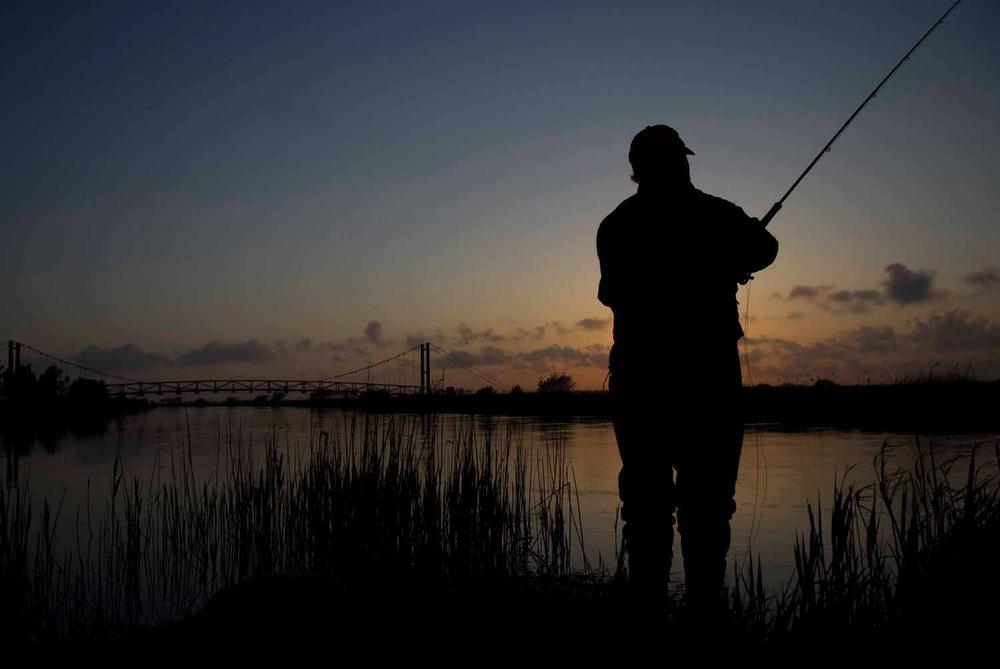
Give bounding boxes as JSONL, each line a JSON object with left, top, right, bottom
{"left": 429, "top": 343, "right": 504, "bottom": 383}
{"left": 429, "top": 344, "right": 507, "bottom": 388}
{"left": 429, "top": 344, "right": 508, "bottom": 391}
{"left": 16, "top": 342, "right": 141, "bottom": 383}
{"left": 321, "top": 344, "right": 422, "bottom": 382}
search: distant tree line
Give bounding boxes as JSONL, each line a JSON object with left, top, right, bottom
{"left": 0, "top": 363, "right": 110, "bottom": 405}
{"left": 440, "top": 372, "right": 579, "bottom": 397}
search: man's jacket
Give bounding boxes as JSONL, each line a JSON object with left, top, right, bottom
{"left": 597, "top": 183, "right": 778, "bottom": 372}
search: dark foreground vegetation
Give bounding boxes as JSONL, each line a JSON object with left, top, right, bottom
{"left": 1, "top": 415, "right": 997, "bottom": 659}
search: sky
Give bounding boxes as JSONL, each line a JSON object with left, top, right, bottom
{"left": 3, "top": 0, "right": 999, "bottom": 389}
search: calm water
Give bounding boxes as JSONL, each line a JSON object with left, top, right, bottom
{"left": 3, "top": 406, "right": 994, "bottom": 589}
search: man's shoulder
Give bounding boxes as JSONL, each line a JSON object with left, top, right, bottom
{"left": 603, "top": 193, "right": 641, "bottom": 220}
{"left": 598, "top": 194, "right": 640, "bottom": 236}
{"left": 690, "top": 188, "right": 746, "bottom": 216}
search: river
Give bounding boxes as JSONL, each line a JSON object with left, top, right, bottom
{"left": 3, "top": 406, "right": 993, "bottom": 591}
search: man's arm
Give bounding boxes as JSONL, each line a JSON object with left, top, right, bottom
{"left": 741, "top": 215, "right": 779, "bottom": 275}
{"left": 712, "top": 196, "right": 779, "bottom": 277}
{"left": 596, "top": 217, "right": 617, "bottom": 309}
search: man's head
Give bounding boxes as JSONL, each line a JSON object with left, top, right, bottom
{"left": 628, "top": 124, "right": 694, "bottom": 186}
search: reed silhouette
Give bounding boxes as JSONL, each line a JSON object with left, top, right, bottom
{"left": 0, "top": 414, "right": 589, "bottom": 648}
{"left": 3, "top": 416, "right": 997, "bottom": 658}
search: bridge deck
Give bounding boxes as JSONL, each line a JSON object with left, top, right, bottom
{"left": 105, "top": 379, "right": 424, "bottom": 397}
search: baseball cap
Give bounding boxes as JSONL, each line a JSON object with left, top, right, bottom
{"left": 628, "top": 124, "right": 695, "bottom": 165}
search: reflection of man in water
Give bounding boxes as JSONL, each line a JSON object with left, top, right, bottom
{"left": 597, "top": 125, "right": 778, "bottom": 611}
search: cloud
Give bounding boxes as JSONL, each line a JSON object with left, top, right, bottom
{"left": 317, "top": 340, "right": 367, "bottom": 361}
{"left": 575, "top": 317, "right": 611, "bottom": 331}
{"left": 444, "top": 346, "right": 507, "bottom": 367}
{"left": 455, "top": 323, "right": 505, "bottom": 345}
{"left": 511, "top": 325, "right": 547, "bottom": 341}
{"left": 338, "top": 320, "right": 395, "bottom": 350}
{"left": 178, "top": 339, "right": 274, "bottom": 366}
{"left": 293, "top": 338, "right": 314, "bottom": 352}
{"left": 785, "top": 284, "right": 885, "bottom": 313}
{"left": 517, "top": 344, "right": 608, "bottom": 372}
{"left": 549, "top": 321, "right": 571, "bottom": 335}
{"left": 72, "top": 344, "right": 173, "bottom": 371}
{"left": 783, "top": 264, "right": 942, "bottom": 313}
{"left": 825, "top": 289, "right": 885, "bottom": 314}
{"left": 786, "top": 285, "right": 828, "bottom": 300}
{"left": 908, "top": 310, "right": 1000, "bottom": 353}
{"left": 744, "top": 310, "right": 1000, "bottom": 383}
{"left": 882, "top": 263, "right": 940, "bottom": 305}
{"left": 364, "top": 320, "right": 384, "bottom": 344}
{"left": 838, "top": 325, "right": 898, "bottom": 354}
{"left": 744, "top": 331, "right": 891, "bottom": 383}
{"left": 963, "top": 268, "right": 1000, "bottom": 292}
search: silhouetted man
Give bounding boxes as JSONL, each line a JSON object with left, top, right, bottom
{"left": 597, "top": 125, "right": 778, "bottom": 611}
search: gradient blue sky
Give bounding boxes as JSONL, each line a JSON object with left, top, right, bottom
{"left": 3, "top": 0, "right": 999, "bottom": 388}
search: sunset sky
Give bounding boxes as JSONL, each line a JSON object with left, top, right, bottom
{"left": 3, "top": 0, "right": 999, "bottom": 389}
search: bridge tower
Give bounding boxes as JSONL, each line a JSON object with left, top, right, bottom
{"left": 4, "top": 340, "right": 20, "bottom": 392}
{"left": 420, "top": 342, "right": 431, "bottom": 394}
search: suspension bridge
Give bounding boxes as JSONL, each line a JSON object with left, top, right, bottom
{"left": 3, "top": 340, "right": 508, "bottom": 398}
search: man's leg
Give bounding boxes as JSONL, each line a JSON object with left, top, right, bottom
{"left": 674, "top": 419, "right": 743, "bottom": 611}
{"left": 674, "top": 348, "right": 744, "bottom": 612}
{"left": 611, "top": 371, "right": 675, "bottom": 590}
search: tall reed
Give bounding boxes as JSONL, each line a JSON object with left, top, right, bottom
{"left": 731, "top": 438, "right": 1000, "bottom": 654}
{"left": 0, "top": 413, "right": 586, "bottom": 642}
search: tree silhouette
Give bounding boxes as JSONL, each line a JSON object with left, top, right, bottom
{"left": 536, "top": 372, "right": 575, "bottom": 394}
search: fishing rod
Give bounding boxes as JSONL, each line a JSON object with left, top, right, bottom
{"left": 740, "top": 0, "right": 965, "bottom": 386}
{"left": 740, "top": 1, "right": 965, "bottom": 546}
{"left": 758, "top": 0, "right": 965, "bottom": 228}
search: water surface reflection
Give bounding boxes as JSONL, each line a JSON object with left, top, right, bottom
{"left": 3, "top": 406, "right": 991, "bottom": 588}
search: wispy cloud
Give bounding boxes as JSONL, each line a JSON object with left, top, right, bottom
{"left": 824, "top": 289, "right": 885, "bottom": 313}
{"left": 962, "top": 268, "right": 1000, "bottom": 292}
{"left": 455, "top": 323, "right": 505, "bottom": 345}
{"left": 72, "top": 344, "right": 173, "bottom": 371}
{"left": 178, "top": 339, "right": 274, "bottom": 366}
{"left": 575, "top": 317, "right": 611, "bottom": 331}
{"left": 745, "top": 310, "right": 1000, "bottom": 383}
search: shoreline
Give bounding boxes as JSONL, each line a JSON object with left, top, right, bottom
{"left": 144, "top": 380, "right": 1000, "bottom": 434}
{"left": 4, "top": 380, "right": 1000, "bottom": 435}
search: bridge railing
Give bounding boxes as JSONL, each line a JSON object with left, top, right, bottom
{"left": 104, "top": 379, "right": 425, "bottom": 397}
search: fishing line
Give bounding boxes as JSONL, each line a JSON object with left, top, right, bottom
{"left": 738, "top": 0, "right": 964, "bottom": 556}
{"left": 744, "top": 430, "right": 767, "bottom": 558}
{"left": 741, "top": 280, "right": 754, "bottom": 388}
{"left": 741, "top": 280, "right": 767, "bottom": 554}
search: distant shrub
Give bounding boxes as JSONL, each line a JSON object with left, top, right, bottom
{"left": 537, "top": 373, "right": 575, "bottom": 394}
{"left": 67, "top": 377, "right": 108, "bottom": 403}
